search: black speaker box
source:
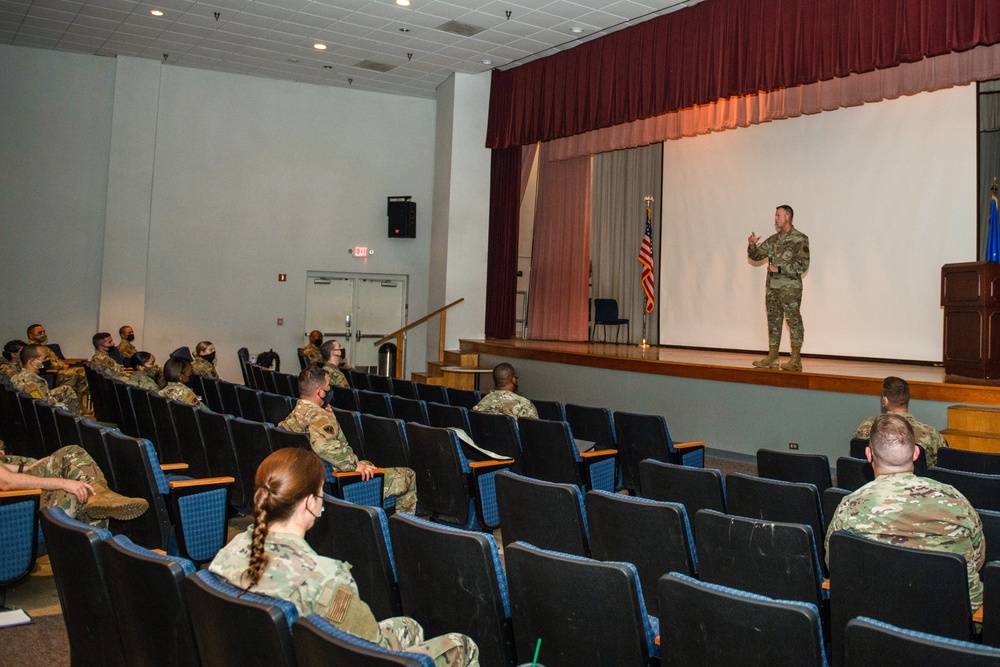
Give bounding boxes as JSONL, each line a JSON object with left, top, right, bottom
{"left": 388, "top": 200, "right": 416, "bottom": 238}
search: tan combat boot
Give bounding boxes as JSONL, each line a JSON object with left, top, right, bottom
{"left": 780, "top": 346, "right": 803, "bottom": 371}
{"left": 752, "top": 345, "right": 780, "bottom": 369}
{"left": 84, "top": 484, "right": 149, "bottom": 521}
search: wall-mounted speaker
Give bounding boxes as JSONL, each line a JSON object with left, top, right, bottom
{"left": 387, "top": 196, "right": 416, "bottom": 238}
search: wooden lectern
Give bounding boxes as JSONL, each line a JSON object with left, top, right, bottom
{"left": 941, "top": 261, "right": 1000, "bottom": 378}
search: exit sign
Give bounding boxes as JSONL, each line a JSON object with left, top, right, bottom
{"left": 354, "top": 246, "right": 368, "bottom": 257}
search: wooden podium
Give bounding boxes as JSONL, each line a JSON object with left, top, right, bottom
{"left": 942, "top": 261, "right": 1000, "bottom": 379}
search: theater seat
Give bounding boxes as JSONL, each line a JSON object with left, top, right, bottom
{"left": 293, "top": 614, "right": 434, "bottom": 667}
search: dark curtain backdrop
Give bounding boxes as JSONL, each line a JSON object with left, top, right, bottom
{"left": 485, "top": 147, "right": 521, "bottom": 339}
{"left": 487, "top": 0, "right": 1000, "bottom": 149}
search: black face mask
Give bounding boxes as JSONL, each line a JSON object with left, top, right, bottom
{"left": 39, "top": 360, "right": 52, "bottom": 373}
{"left": 202, "top": 352, "right": 216, "bottom": 363}
{"left": 125, "top": 334, "right": 135, "bottom": 342}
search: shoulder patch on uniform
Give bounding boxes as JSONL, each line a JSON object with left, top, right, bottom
{"left": 325, "top": 587, "right": 354, "bottom": 624}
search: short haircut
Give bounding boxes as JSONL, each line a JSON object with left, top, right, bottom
{"left": 162, "top": 357, "right": 191, "bottom": 383}
{"left": 868, "top": 413, "right": 916, "bottom": 467}
{"left": 881, "top": 376, "right": 910, "bottom": 409}
{"left": 319, "top": 340, "right": 339, "bottom": 362}
{"left": 298, "top": 366, "right": 328, "bottom": 397}
{"left": 19, "top": 343, "right": 45, "bottom": 366}
{"left": 195, "top": 341, "right": 213, "bottom": 354}
{"left": 492, "top": 362, "right": 515, "bottom": 389}
{"left": 26, "top": 324, "right": 43, "bottom": 337}
{"left": 119, "top": 325, "right": 131, "bottom": 336}
{"left": 778, "top": 204, "right": 794, "bottom": 220}
{"left": 92, "top": 332, "right": 112, "bottom": 349}
{"left": 3, "top": 340, "right": 26, "bottom": 362}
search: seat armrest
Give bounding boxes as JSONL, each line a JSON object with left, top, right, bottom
{"left": 161, "top": 463, "right": 190, "bottom": 471}
{"left": 673, "top": 441, "right": 706, "bottom": 450}
{"left": 822, "top": 579, "right": 830, "bottom": 590}
{"left": 331, "top": 468, "right": 387, "bottom": 478}
{"left": 469, "top": 459, "right": 515, "bottom": 469}
{"left": 581, "top": 448, "right": 617, "bottom": 459}
{"left": 0, "top": 489, "right": 42, "bottom": 498}
{"left": 974, "top": 607, "right": 983, "bottom": 623}
{"left": 168, "top": 476, "right": 235, "bottom": 489}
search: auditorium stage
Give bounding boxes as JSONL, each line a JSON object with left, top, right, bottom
{"left": 459, "top": 338, "right": 1000, "bottom": 408}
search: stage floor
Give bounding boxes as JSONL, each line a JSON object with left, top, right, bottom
{"left": 460, "top": 339, "right": 1000, "bottom": 407}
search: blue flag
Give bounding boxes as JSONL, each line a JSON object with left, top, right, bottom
{"left": 989, "top": 194, "right": 1000, "bottom": 262}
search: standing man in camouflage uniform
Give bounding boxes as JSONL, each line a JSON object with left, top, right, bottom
{"left": 118, "top": 325, "right": 138, "bottom": 366}
{"left": 472, "top": 363, "right": 538, "bottom": 419}
{"left": 302, "top": 330, "right": 324, "bottom": 365}
{"left": 27, "top": 324, "right": 89, "bottom": 398}
{"left": 209, "top": 449, "right": 477, "bottom": 666}
{"left": 11, "top": 344, "right": 82, "bottom": 414}
{"left": 279, "top": 367, "right": 416, "bottom": 514}
{"left": 89, "top": 332, "right": 126, "bottom": 379}
{"left": 319, "top": 340, "right": 349, "bottom": 389}
{"left": 1, "top": 445, "right": 148, "bottom": 528}
{"left": 747, "top": 205, "right": 810, "bottom": 371}
{"left": 854, "top": 376, "right": 949, "bottom": 467}
{"left": 826, "top": 413, "right": 984, "bottom": 610}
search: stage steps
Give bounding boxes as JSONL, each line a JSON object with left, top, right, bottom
{"left": 941, "top": 405, "right": 1000, "bottom": 453}
{"left": 411, "top": 349, "right": 485, "bottom": 390}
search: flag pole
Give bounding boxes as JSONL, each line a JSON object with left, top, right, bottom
{"left": 640, "top": 195, "right": 654, "bottom": 350}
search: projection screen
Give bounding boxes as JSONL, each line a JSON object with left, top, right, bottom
{"left": 660, "top": 85, "right": 977, "bottom": 362}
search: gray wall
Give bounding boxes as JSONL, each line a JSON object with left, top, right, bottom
{"left": 484, "top": 354, "right": 953, "bottom": 464}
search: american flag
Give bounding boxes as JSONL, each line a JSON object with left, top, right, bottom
{"left": 638, "top": 206, "right": 655, "bottom": 314}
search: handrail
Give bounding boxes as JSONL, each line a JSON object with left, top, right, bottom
{"left": 373, "top": 298, "right": 464, "bottom": 379}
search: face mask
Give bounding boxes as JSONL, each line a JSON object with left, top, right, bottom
{"left": 125, "top": 334, "right": 135, "bottom": 342}
{"left": 145, "top": 366, "right": 159, "bottom": 379}
{"left": 34, "top": 334, "right": 48, "bottom": 344}
{"left": 202, "top": 352, "right": 216, "bottom": 363}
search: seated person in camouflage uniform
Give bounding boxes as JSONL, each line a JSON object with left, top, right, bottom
{"left": 279, "top": 367, "right": 416, "bottom": 514}
{"left": 826, "top": 413, "right": 984, "bottom": 611}
{"left": 127, "top": 351, "right": 161, "bottom": 391}
{"left": 302, "top": 330, "right": 324, "bottom": 366}
{"left": 209, "top": 449, "right": 479, "bottom": 667}
{"left": 1, "top": 339, "right": 26, "bottom": 378}
{"left": 853, "top": 376, "right": 949, "bottom": 468}
{"left": 319, "top": 340, "right": 349, "bottom": 389}
{"left": 1, "top": 444, "right": 148, "bottom": 528}
{"left": 118, "top": 325, "right": 138, "bottom": 367}
{"left": 88, "top": 332, "right": 126, "bottom": 380}
{"left": 191, "top": 340, "right": 220, "bottom": 379}
{"left": 27, "top": 324, "right": 89, "bottom": 398}
{"left": 157, "top": 357, "right": 202, "bottom": 405}
{"left": 11, "top": 344, "right": 82, "bottom": 414}
{"left": 472, "top": 363, "right": 538, "bottom": 419}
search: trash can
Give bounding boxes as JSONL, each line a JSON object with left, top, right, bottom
{"left": 377, "top": 342, "right": 397, "bottom": 377}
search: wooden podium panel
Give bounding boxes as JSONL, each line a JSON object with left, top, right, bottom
{"left": 942, "top": 261, "right": 1000, "bottom": 379}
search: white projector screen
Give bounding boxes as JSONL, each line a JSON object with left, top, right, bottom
{"left": 661, "top": 85, "right": 977, "bottom": 361}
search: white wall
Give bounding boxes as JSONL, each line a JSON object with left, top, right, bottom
{"left": 0, "top": 45, "right": 116, "bottom": 357}
{"left": 1, "top": 47, "right": 438, "bottom": 380}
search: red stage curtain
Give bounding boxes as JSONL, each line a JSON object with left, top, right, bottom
{"left": 486, "top": 0, "right": 1000, "bottom": 149}
{"left": 485, "top": 147, "right": 521, "bottom": 339}
{"left": 526, "top": 144, "right": 591, "bottom": 341}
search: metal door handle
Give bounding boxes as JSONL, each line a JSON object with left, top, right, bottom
{"left": 356, "top": 330, "right": 362, "bottom": 341}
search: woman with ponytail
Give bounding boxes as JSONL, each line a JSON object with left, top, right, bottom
{"left": 209, "top": 449, "right": 480, "bottom": 667}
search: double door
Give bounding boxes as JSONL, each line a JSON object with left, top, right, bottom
{"left": 304, "top": 272, "right": 408, "bottom": 370}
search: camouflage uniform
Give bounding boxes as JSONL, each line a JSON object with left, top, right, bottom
{"left": 1, "top": 360, "right": 21, "bottom": 379}
{"left": 747, "top": 226, "right": 810, "bottom": 347}
{"left": 190, "top": 357, "right": 219, "bottom": 380}
{"left": 472, "top": 390, "right": 538, "bottom": 420}
{"left": 128, "top": 368, "right": 160, "bottom": 392}
{"left": 279, "top": 400, "right": 416, "bottom": 514}
{"left": 320, "top": 363, "right": 350, "bottom": 389}
{"left": 210, "top": 528, "right": 478, "bottom": 666}
{"left": 158, "top": 382, "right": 201, "bottom": 406}
{"left": 854, "top": 412, "right": 949, "bottom": 468}
{"left": 10, "top": 368, "right": 82, "bottom": 415}
{"left": 1, "top": 445, "right": 113, "bottom": 529}
{"left": 31, "top": 343, "right": 90, "bottom": 398}
{"left": 89, "top": 350, "right": 125, "bottom": 380}
{"left": 825, "top": 472, "right": 984, "bottom": 610}
{"left": 303, "top": 343, "right": 323, "bottom": 365}
{"left": 118, "top": 338, "right": 138, "bottom": 363}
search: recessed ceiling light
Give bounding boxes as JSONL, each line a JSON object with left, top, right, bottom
{"left": 482, "top": 59, "right": 492, "bottom": 65}
{"left": 313, "top": 43, "right": 327, "bottom": 50}
{"left": 570, "top": 26, "right": 584, "bottom": 33}
{"left": 399, "top": 27, "right": 409, "bottom": 33}
{"left": 396, "top": 0, "right": 410, "bottom": 5}
{"left": 149, "top": 9, "right": 163, "bottom": 16}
